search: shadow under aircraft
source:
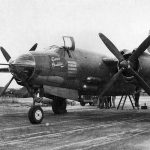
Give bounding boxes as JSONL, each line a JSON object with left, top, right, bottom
{"left": 0, "top": 34, "right": 150, "bottom": 124}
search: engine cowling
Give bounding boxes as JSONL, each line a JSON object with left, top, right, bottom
{"left": 119, "top": 49, "right": 139, "bottom": 83}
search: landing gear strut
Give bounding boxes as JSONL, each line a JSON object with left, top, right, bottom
{"left": 52, "top": 97, "right": 67, "bottom": 114}
{"left": 27, "top": 85, "right": 67, "bottom": 123}
{"left": 27, "top": 86, "right": 44, "bottom": 124}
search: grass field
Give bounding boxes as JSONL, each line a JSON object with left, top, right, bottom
{"left": 0, "top": 96, "right": 150, "bottom": 109}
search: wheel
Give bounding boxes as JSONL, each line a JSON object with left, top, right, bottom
{"left": 89, "top": 102, "right": 93, "bottom": 106}
{"left": 80, "top": 102, "right": 85, "bottom": 106}
{"left": 28, "top": 106, "right": 44, "bottom": 124}
{"left": 52, "top": 98, "right": 67, "bottom": 114}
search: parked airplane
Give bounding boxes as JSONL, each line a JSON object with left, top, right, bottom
{"left": 0, "top": 33, "right": 150, "bottom": 124}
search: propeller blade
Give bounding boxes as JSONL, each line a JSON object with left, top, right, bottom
{"left": 100, "top": 68, "right": 124, "bottom": 97}
{"left": 129, "top": 35, "right": 150, "bottom": 63}
{"left": 0, "top": 63, "right": 9, "bottom": 65}
{"left": 0, "top": 47, "right": 11, "bottom": 62}
{"left": 29, "top": 43, "right": 38, "bottom": 51}
{"left": 99, "top": 33, "right": 124, "bottom": 62}
{"left": 129, "top": 68, "right": 150, "bottom": 95}
{"left": 0, "top": 68, "right": 9, "bottom": 72}
{"left": 0, "top": 76, "right": 14, "bottom": 96}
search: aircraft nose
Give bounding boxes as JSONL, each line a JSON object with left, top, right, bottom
{"left": 9, "top": 53, "right": 35, "bottom": 81}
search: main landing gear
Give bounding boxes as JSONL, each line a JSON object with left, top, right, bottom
{"left": 27, "top": 88, "right": 67, "bottom": 124}
{"left": 52, "top": 97, "right": 67, "bottom": 114}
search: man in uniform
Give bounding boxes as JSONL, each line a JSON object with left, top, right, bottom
{"left": 111, "top": 96, "right": 116, "bottom": 108}
{"left": 134, "top": 87, "right": 140, "bottom": 108}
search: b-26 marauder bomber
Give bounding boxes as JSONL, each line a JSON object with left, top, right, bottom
{"left": 0, "top": 33, "right": 150, "bottom": 124}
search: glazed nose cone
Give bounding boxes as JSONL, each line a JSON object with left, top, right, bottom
{"left": 9, "top": 53, "right": 35, "bottom": 81}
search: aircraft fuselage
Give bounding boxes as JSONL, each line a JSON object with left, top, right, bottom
{"left": 13, "top": 46, "right": 150, "bottom": 99}
{"left": 27, "top": 47, "right": 137, "bottom": 97}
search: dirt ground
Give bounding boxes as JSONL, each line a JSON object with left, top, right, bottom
{"left": 0, "top": 96, "right": 150, "bottom": 150}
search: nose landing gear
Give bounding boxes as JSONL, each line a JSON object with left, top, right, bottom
{"left": 27, "top": 86, "right": 44, "bottom": 124}
{"left": 27, "top": 86, "right": 67, "bottom": 124}
{"left": 28, "top": 105, "right": 44, "bottom": 124}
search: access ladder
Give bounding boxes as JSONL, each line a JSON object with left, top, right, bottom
{"left": 117, "top": 95, "right": 135, "bottom": 110}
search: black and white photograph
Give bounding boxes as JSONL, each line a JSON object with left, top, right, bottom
{"left": 0, "top": 0, "right": 150, "bottom": 149}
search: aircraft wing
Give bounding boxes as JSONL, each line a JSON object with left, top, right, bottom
{"left": 44, "top": 85, "right": 79, "bottom": 101}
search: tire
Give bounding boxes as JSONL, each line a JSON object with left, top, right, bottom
{"left": 80, "top": 102, "right": 85, "bottom": 106}
{"left": 89, "top": 102, "right": 93, "bottom": 106}
{"left": 28, "top": 106, "right": 44, "bottom": 124}
{"left": 52, "top": 99, "right": 67, "bottom": 114}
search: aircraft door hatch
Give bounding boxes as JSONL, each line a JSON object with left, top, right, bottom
{"left": 63, "top": 36, "right": 75, "bottom": 51}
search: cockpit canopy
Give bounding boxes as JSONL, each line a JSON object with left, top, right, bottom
{"left": 45, "top": 36, "right": 75, "bottom": 52}
{"left": 62, "top": 36, "right": 75, "bottom": 51}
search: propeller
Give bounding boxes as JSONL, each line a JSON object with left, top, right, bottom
{"left": 129, "top": 35, "right": 150, "bottom": 63}
{"left": 99, "top": 33, "right": 124, "bottom": 62}
{"left": 99, "top": 33, "right": 150, "bottom": 96}
{"left": 0, "top": 47, "right": 11, "bottom": 62}
{"left": 99, "top": 68, "right": 124, "bottom": 97}
{"left": 29, "top": 43, "right": 38, "bottom": 51}
{"left": 0, "top": 76, "right": 14, "bottom": 96}
{"left": 0, "top": 63, "right": 9, "bottom": 65}
{"left": 129, "top": 68, "right": 150, "bottom": 95}
{"left": 0, "top": 68, "right": 9, "bottom": 72}
{"left": 0, "top": 43, "right": 37, "bottom": 97}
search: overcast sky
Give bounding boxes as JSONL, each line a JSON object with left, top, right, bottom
{"left": 0, "top": 0, "right": 150, "bottom": 88}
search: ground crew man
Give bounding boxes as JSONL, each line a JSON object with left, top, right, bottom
{"left": 134, "top": 87, "right": 140, "bottom": 108}
{"left": 111, "top": 96, "right": 116, "bottom": 108}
